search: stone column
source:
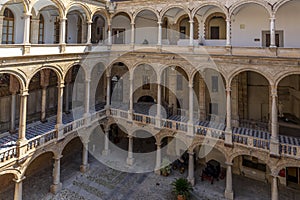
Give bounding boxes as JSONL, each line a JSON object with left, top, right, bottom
{"left": 64, "top": 73, "right": 72, "bottom": 113}
{"left": 59, "top": 18, "right": 67, "bottom": 44}
{"left": 225, "top": 86, "right": 233, "bottom": 145}
{"left": 30, "top": 19, "right": 39, "bottom": 44}
{"left": 107, "top": 24, "right": 112, "bottom": 45}
{"left": 50, "top": 155, "right": 62, "bottom": 194}
{"left": 188, "top": 84, "right": 194, "bottom": 135}
{"left": 131, "top": 22, "right": 135, "bottom": 45}
{"left": 9, "top": 75, "right": 19, "bottom": 133}
{"left": 270, "top": 88, "right": 279, "bottom": 156}
{"left": 129, "top": 73, "right": 134, "bottom": 118}
{"left": 231, "top": 78, "right": 239, "bottom": 127}
{"left": 18, "top": 90, "right": 28, "bottom": 142}
{"left": 155, "top": 143, "right": 161, "bottom": 174}
{"left": 199, "top": 77, "right": 206, "bottom": 121}
{"left": 270, "top": 17, "right": 276, "bottom": 48}
{"left": 187, "top": 151, "right": 195, "bottom": 186}
{"left": 13, "top": 177, "right": 25, "bottom": 200}
{"left": 40, "top": 70, "right": 50, "bottom": 122}
{"left": 226, "top": 18, "right": 231, "bottom": 47}
{"left": 86, "top": 21, "right": 92, "bottom": 44}
{"left": 224, "top": 162, "right": 234, "bottom": 200}
{"left": 23, "top": 13, "right": 31, "bottom": 45}
{"left": 126, "top": 135, "right": 134, "bottom": 166}
{"left": 0, "top": 16, "right": 4, "bottom": 44}
{"left": 102, "top": 128, "right": 110, "bottom": 156}
{"left": 271, "top": 174, "right": 278, "bottom": 200}
{"left": 10, "top": 92, "right": 17, "bottom": 133}
{"left": 80, "top": 141, "right": 89, "bottom": 173}
{"left": 157, "top": 21, "right": 162, "bottom": 45}
{"left": 84, "top": 79, "right": 91, "bottom": 122}
{"left": 40, "top": 86, "right": 47, "bottom": 122}
{"left": 156, "top": 75, "right": 162, "bottom": 127}
{"left": 106, "top": 75, "right": 111, "bottom": 108}
{"left": 189, "top": 20, "right": 194, "bottom": 46}
{"left": 56, "top": 83, "right": 64, "bottom": 139}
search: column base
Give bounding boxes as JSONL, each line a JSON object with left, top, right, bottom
{"left": 126, "top": 157, "right": 134, "bottom": 166}
{"left": 187, "top": 123, "right": 194, "bottom": 136}
{"left": 105, "top": 105, "right": 111, "bottom": 116}
{"left": 270, "top": 140, "right": 280, "bottom": 157}
{"left": 155, "top": 116, "right": 161, "bottom": 128}
{"left": 55, "top": 123, "right": 64, "bottom": 140}
{"left": 224, "top": 131, "right": 233, "bottom": 147}
{"left": 102, "top": 149, "right": 110, "bottom": 156}
{"left": 224, "top": 190, "right": 234, "bottom": 200}
{"left": 50, "top": 182, "right": 62, "bottom": 194}
{"left": 84, "top": 113, "right": 91, "bottom": 126}
{"left": 154, "top": 169, "right": 161, "bottom": 175}
{"left": 188, "top": 177, "right": 195, "bottom": 186}
{"left": 80, "top": 164, "right": 90, "bottom": 173}
{"left": 41, "top": 119, "right": 48, "bottom": 123}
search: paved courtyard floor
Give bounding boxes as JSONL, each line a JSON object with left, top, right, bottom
{"left": 1, "top": 155, "right": 300, "bottom": 200}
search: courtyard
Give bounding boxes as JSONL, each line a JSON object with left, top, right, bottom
{"left": 1, "top": 153, "right": 299, "bottom": 200}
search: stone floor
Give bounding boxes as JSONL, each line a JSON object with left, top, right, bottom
{"left": 1, "top": 155, "right": 300, "bottom": 200}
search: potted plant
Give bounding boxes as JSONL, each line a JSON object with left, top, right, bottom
{"left": 171, "top": 178, "right": 193, "bottom": 200}
{"left": 160, "top": 158, "right": 171, "bottom": 176}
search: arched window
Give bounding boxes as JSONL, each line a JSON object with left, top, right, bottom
{"left": 77, "top": 16, "right": 82, "bottom": 43}
{"left": 205, "top": 13, "right": 226, "bottom": 40}
{"left": 2, "top": 8, "right": 14, "bottom": 44}
{"left": 92, "top": 15, "right": 105, "bottom": 43}
{"left": 38, "top": 15, "right": 44, "bottom": 44}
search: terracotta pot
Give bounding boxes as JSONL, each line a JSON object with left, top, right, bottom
{"left": 177, "top": 194, "right": 186, "bottom": 200}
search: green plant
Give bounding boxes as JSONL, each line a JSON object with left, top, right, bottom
{"left": 160, "top": 158, "right": 171, "bottom": 176}
{"left": 171, "top": 178, "right": 193, "bottom": 199}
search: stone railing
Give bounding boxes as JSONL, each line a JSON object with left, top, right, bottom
{"left": 233, "top": 133, "right": 269, "bottom": 151}
{"left": 0, "top": 146, "right": 17, "bottom": 163}
{"left": 1, "top": 44, "right": 300, "bottom": 59}
{"left": 0, "top": 108, "right": 299, "bottom": 168}
{"left": 280, "top": 143, "right": 300, "bottom": 159}
{"left": 27, "top": 129, "right": 57, "bottom": 152}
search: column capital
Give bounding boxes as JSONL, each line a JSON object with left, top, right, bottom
{"left": 157, "top": 21, "right": 162, "bottom": 25}
{"left": 269, "top": 17, "right": 276, "bottom": 21}
{"left": 58, "top": 82, "right": 65, "bottom": 88}
{"left": 225, "top": 161, "right": 233, "bottom": 166}
{"left": 128, "top": 135, "right": 133, "bottom": 139}
{"left": 188, "top": 150, "right": 194, "bottom": 155}
{"left": 226, "top": 18, "right": 231, "bottom": 22}
{"left": 271, "top": 89, "right": 277, "bottom": 97}
{"left": 226, "top": 86, "right": 232, "bottom": 92}
{"left": 131, "top": 22, "right": 135, "bottom": 26}
{"left": 20, "top": 90, "right": 29, "bottom": 96}
{"left": 189, "top": 20, "right": 194, "bottom": 24}
{"left": 60, "top": 18, "right": 67, "bottom": 22}
{"left": 23, "top": 13, "right": 32, "bottom": 17}
{"left": 155, "top": 142, "right": 161, "bottom": 146}
{"left": 13, "top": 176, "right": 26, "bottom": 183}
{"left": 188, "top": 83, "right": 193, "bottom": 88}
{"left": 53, "top": 154, "right": 63, "bottom": 160}
{"left": 270, "top": 172, "right": 279, "bottom": 178}
{"left": 87, "top": 20, "right": 93, "bottom": 24}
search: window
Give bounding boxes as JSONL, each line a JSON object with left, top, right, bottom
{"left": 2, "top": 8, "right": 14, "bottom": 44}
{"left": 242, "top": 156, "right": 266, "bottom": 172}
{"left": 142, "top": 75, "right": 150, "bottom": 90}
{"left": 212, "top": 76, "right": 218, "bottom": 92}
{"left": 262, "top": 30, "right": 284, "bottom": 47}
{"left": 209, "top": 103, "right": 218, "bottom": 115}
{"left": 38, "top": 15, "right": 44, "bottom": 44}
{"left": 177, "top": 75, "right": 183, "bottom": 90}
{"left": 54, "top": 17, "right": 60, "bottom": 44}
